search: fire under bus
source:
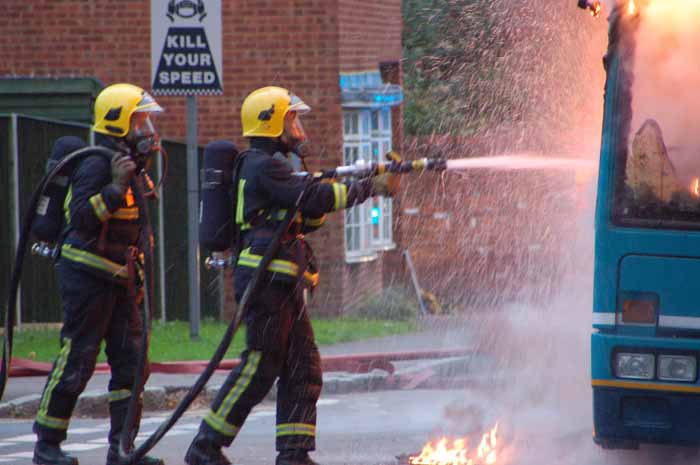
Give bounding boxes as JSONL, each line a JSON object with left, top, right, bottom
{"left": 581, "top": 0, "right": 700, "bottom": 450}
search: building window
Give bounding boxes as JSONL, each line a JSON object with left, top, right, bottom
{"left": 342, "top": 108, "right": 395, "bottom": 262}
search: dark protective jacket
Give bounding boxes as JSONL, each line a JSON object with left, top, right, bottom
{"left": 60, "top": 134, "right": 145, "bottom": 283}
{"left": 234, "top": 138, "right": 375, "bottom": 290}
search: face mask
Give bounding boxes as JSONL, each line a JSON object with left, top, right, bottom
{"left": 281, "top": 112, "right": 308, "bottom": 156}
{"left": 127, "top": 114, "right": 160, "bottom": 159}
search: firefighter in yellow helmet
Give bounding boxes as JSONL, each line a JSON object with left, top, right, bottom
{"left": 32, "top": 83, "right": 165, "bottom": 465}
{"left": 184, "top": 86, "right": 398, "bottom": 465}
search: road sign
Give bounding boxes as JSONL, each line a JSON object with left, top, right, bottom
{"left": 151, "top": 0, "right": 223, "bottom": 96}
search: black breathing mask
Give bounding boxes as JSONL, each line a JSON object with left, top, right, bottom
{"left": 291, "top": 141, "right": 312, "bottom": 158}
{"left": 126, "top": 114, "right": 161, "bottom": 170}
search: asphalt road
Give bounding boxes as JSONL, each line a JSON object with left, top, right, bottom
{"left": 3, "top": 388, "right": 700, "bottom": 465}
{"left": 0, "top": 389, "right": 476, "bottom": 465}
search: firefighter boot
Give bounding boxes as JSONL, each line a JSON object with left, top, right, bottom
{"left": 106, "top": 399, "right": 164, "bottom": 465}
{"left": 184, "top": 430, "right": 232, "bottom": 465}
{"left": 276, "top": 450, "right": 320, "bottom": 465}
{"left": 33, "top": 440, "right": 79, "bottom": 465}
{"left": 105, "top": 448, "right": 165, "bottom": 465}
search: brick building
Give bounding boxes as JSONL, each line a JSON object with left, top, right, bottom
{"left": 399, "top": 135, "right": 596, "bottom": 312}
{"left": 1, "top": 0, "right": 405, "bottom": 318}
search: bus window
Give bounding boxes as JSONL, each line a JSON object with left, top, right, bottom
{"left": 612, "top": 4, "right": 700, "bottom": 229}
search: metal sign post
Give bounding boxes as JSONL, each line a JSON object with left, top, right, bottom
{"left": 151, "top": 0, "right": 223, "bottom": 339}
{"left": 186, "top": 95, "right": 200, "bottom": 339}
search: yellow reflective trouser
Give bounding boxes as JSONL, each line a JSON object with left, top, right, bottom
{"left": 237, "top": 248, "right": 319, "bottom": 288}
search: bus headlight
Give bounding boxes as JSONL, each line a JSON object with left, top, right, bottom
{"left": 658, "top": 355, "right": 696, "bottom": 382}
{"left": 615, "top": 353, "right": 655, "bottom": 380}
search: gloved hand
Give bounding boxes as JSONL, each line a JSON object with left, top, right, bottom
{"left": 111, "top": 154, "right": 137, "bottom": 191}
{"left": 371, "top": 151, "right": 402, "bottom": 197}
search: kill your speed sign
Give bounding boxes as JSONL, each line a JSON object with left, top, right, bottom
{"left": 151, "top": 0, "right": 223, "bottom": 95}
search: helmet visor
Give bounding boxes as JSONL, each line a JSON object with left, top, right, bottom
{"left": 130, "top": 112, "right": 158, "bottom": 138}
{"left": 288, "top": 93, "right": 310, "bottom": 115}
{"left": 285, "top": 112, "right": 307, "bottom": 144}
{"left": 134, "top": 91, "right": 164, "bottom": 113}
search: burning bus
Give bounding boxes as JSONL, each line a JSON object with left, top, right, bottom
{"left": 582, "top": 0, "right": 700, "bottom": 450}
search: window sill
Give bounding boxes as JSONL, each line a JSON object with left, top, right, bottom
{"left": 345, "top": 252, "right": 379, "bottom": 264}
{"left": 372, "top": 242, "right": 396, "bottom": 252}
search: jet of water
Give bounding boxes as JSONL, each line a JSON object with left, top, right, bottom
{"left": 446, "top": 155, "right": 596, "bottom": 172}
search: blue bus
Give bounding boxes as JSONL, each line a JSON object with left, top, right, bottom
{"left": 589, "top": 0, "right": 700, "bottom": 449}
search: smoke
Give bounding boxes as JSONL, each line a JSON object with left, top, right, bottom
{"left": 453, "top": 174, "right": 598, "bottom": 465}
{"left": 631, "top": 0, "right": 700, "bottom": 186}
{"left": 439, "top": 175, "right": 696, "bottom": 465}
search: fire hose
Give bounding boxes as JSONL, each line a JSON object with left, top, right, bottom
{"left": 205, "top": 155, "right": 447, "bottom": 269}
{"left": 1, "top": 145, "right": 121, "bottom": 402}
{"left": 0, "top": 144, "right": 167, "bottom": 450}
{"left": 120, "top": 155, "right": 448, "bottom": 464}
{"left": 2, "top": 147, "right": 446, "bottom": 463}
{"left": 117, "top": 187, "right": 310, "bottom": 464}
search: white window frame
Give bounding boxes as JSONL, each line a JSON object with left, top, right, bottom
{"left": 342, "top": 108, "right": 395, "bottom": 263}
{"left": 370, "top": 108, "right": 395, "bottom": 251}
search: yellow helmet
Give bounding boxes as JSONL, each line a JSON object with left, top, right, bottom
{"left": 241, "top": 86, "right": 310, "bottom": 138}
{"left": 93, "top": 83, "right": 163, "bottom": 137}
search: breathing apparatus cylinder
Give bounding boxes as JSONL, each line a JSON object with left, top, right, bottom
{"left": 31, "top": 136, "right": 88, "bottom": 250}
{"left": 199, "top": 140, "right": 238, "bottom": 252}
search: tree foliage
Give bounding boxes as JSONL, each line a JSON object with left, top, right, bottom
{"left": 402, "top": 0, "right": 607, "bottom": 150}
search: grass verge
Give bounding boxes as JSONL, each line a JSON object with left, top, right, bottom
{"left": 10, "top": 318, "right": 417, "bottom": 363}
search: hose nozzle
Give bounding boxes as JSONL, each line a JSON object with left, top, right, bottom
{"left": 31, "top": 242, "right": 59, "bottom": 259}
{"left": 330, "top": 157, "right": 447, "bottom": 178}
{"left": 204, "top": 251, "right": 234, "bottom": 270}
{"left": 408, "top": 158, "right": 447, "bottom": 172}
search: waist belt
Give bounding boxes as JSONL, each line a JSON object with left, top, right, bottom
{"left": 68, "top": 230, "right": 138, "bottom": 264}
{"left": 237, "top": 248, "right": 319, "bottom": 288}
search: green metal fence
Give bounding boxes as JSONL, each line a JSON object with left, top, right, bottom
{"left": 0, "top": 118, "right": 11, "bottom": 323}
{"left": 1, "top": 114, "right": 221, "bottom": 324}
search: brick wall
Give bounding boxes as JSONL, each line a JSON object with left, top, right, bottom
{"left": 399, "top": 136, "right": 590, "bottom": 311}
{"left": 0, "top": 0, "right": 343, "bottom": 150}
{"left": 338, "top": 0, "right": 403, "bottom": 72}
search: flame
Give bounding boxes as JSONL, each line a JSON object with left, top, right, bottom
{"left": 628, "top": 0, "right": 637, "bottom": 15}
{"left": 692, "top": 178, "right": 700, "bottom": 197}
{"left": 584, "top": 0, "right": 602, "bottom": 17}
{"left": 643, "top": 0, "right": 700, "bottom": 32}
{"left": 409, "top": 424, "right": 499, "bottom": 465}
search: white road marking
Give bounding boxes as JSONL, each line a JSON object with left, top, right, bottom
{"left": 140, "top": 417, "right": 167, "bottom": 425}
{"left": 88, "top": 438, "right": 110, "bottom": 445}
{"left": 62, "top": 443, "right": 104, "bottom": 452}
{"left": 4, "top": 435, "right": 35, "bottom": 443}
{"left": 68, "top": 427, "right": 104, "bottom": 434}
{"left": 0, "top": 443, "right": 16, "bottom": 448}
{"left": 163, "top": 429, "right": 192, "bottom": 437}
{"left": 4, "top": 451, "right": 34, "bottom": 458}
{"left": 318, "top": 399, "right": 340, "bottom": 406}
{"left": 170, "top": 423, "right": 199, "bottom": 431}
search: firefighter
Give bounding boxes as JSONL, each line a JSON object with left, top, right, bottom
{"left": 32, "top": 83, "right": 165, "bottom": 465}
{"left": 184, "top": 86, "right": 399, "bottom": 465}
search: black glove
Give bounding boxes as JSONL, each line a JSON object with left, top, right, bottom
{"left": 111, "top": 154, "right": 137, "bottom": 192}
